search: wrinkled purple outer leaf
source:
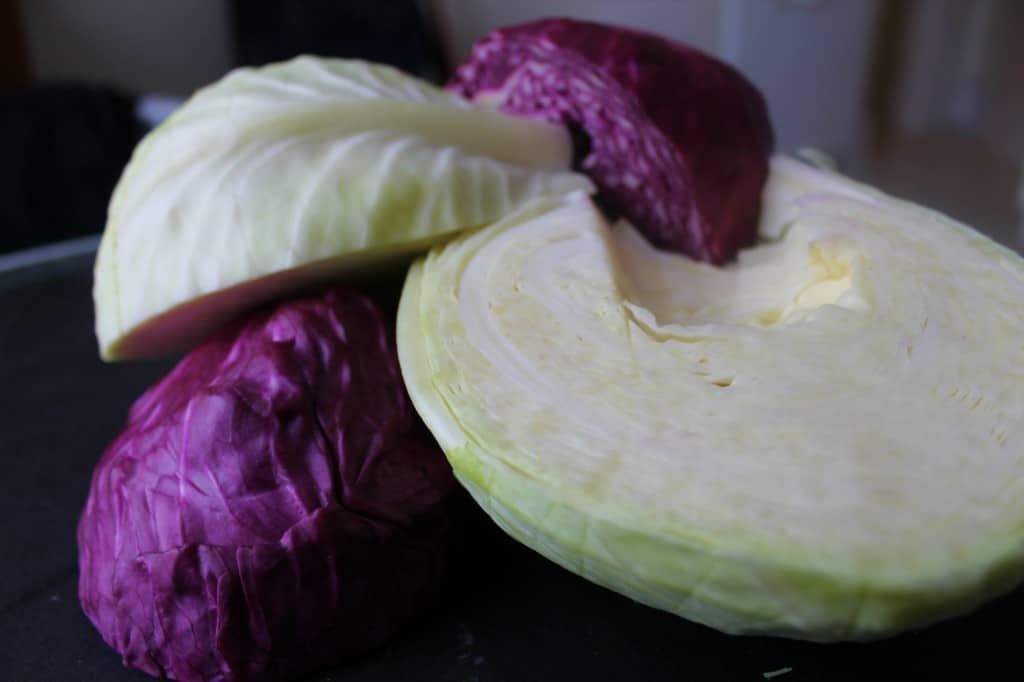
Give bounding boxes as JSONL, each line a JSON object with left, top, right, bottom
{"left": 449, "top": 17, "right": 774, "bottom": 264}
{"left": 78, "top": 289, "right": 456, "bottom": 682}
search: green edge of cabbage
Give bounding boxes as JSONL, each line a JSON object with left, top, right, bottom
{"left": 397, "top": 160, "right": 1024, "bottom": 641}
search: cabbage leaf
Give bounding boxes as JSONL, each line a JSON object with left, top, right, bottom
{"left": 94, "top": 57, "right": 591, "bottom": 360}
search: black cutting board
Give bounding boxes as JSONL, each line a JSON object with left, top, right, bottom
{"left": 1, "top": 256, "right": 1020, "bottom": 682}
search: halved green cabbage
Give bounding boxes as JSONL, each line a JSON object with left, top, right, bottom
{"left": 94, "top": 57, "right": 591, "bottom": 360}
{"left": 397, "top": 157, "right": 1024, "bottom": 640}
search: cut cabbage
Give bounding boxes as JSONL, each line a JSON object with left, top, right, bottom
{"left": 397, "top": 157, "right": 1024, "bottom": 640}
{"left": 94, "top": 57, "right": 591, "bottom": 360}
{"left": 449, "top": 17, "right": 773, "bottom": 264}
{"left": 79, "top": 288, "right": 454, "bottom": 680}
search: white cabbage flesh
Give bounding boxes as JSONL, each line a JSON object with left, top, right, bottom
{"left": 397, "top": 157, "right": 1024, "bottom": 640}
{"left": 94, "top": 57, "right": 592, "bottom": 360}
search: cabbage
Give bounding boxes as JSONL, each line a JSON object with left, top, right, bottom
{"left": 449, "top": 17, "right": 773, "bottom": 264}
{"left": 94, "top": 57, "right": 592, "bottom": 360}
{"left": 78, "top": 288, "right": 455, "bottom": 681}
{"left": 397, "top": 159, "right": 1024, "bottom": 641}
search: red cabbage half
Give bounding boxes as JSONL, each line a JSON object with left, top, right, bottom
{"left": 78, "top": 289, "right": 455, "bottom": 681}
{"left": 449, "top": 17, "right": 774, "bottom": 264}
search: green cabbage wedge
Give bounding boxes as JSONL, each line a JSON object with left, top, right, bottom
{"left": 94, "top": 57, "right": 591, "bottom": 360}
{"left": 397, "top": 157, "right": 1024, "bottom": 640}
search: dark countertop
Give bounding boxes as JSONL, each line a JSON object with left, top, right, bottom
{"left": 1, "top": 253, "right": 1022, "bottom": 682}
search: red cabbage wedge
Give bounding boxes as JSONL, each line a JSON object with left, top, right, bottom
{"left": 449, "top": 17, "right": 773, "bottom": 264}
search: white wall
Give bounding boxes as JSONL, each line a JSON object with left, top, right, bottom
{"left": 721, "top": 0, "right": 879, "bottom": 163}
{"left": 17, "top": 0, "right": 236, "bottom": 95}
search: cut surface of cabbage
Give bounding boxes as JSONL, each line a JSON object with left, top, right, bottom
{"left": 397, "top": 157, "right": 1024, "bottom": 640}
{"left": 94, "top": 57, "right": 591, "bottom": 360}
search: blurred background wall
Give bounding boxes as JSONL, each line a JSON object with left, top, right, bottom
{"left": 2, "top": 0, "right": 1022, "bottom": 254}
{"left": 17, "top": 0, "right": 236, "bottom": 95}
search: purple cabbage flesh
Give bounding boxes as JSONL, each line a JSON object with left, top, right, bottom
{"left": 77, "top": 289, "right": 455, "bottom": 681}
{"left": 449, "top": 18, "right": 774, "bottom": 264}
